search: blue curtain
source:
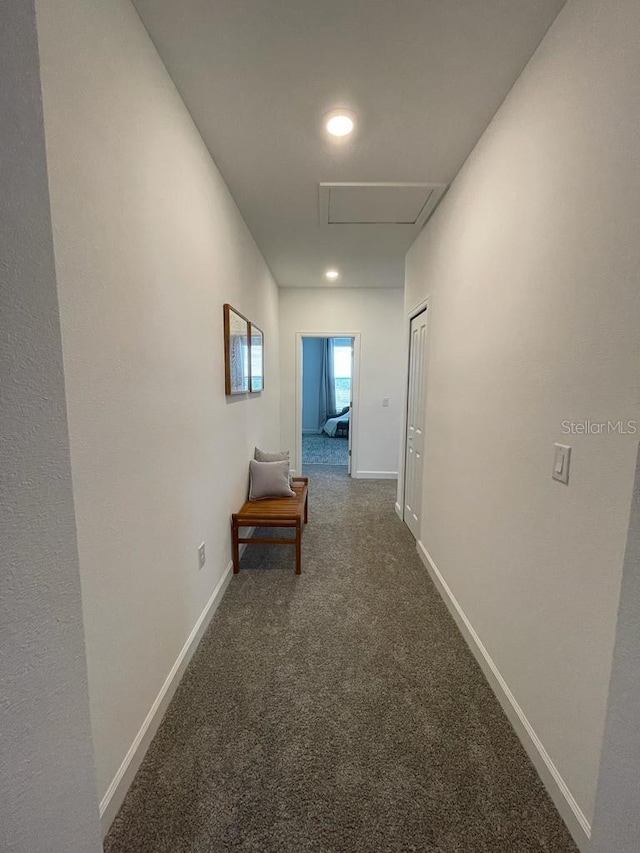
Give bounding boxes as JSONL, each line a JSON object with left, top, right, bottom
{"left": 318, "top": 338, "right": 337, "bottom": 428}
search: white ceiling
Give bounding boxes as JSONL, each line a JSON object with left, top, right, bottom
{"left": 134, "top": 0, "right": 565, "bottom": 289}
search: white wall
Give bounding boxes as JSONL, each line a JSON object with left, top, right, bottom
{"left": 302, "top": 337, "right": 324, "bottom": 431}
{"left": 36, "top": 0, "right": 281, "bottom": 823}
{"left": 280, "top": 289, "right": 404, "bottom": 478}
{"left": 0, "top": 2, "right": 101, "bottom": 849}
{"left": 401, "top": 0, "right": 640, "bottom": 845}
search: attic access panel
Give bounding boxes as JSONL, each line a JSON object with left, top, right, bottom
{"left": 319, "top": 182, "right": 446, "bottom": 228}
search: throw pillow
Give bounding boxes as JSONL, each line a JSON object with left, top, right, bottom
{"left": 249, "top": 459, "right": 295, "bottom": 501}
{"left": 254, "top": 446, "right": 290, "bottom": 463}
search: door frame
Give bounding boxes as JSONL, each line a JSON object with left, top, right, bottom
{"left": 397, "top": 297, "right": 431, "bottom": 523}
{"left": 295, "top": 331, "right": 361, "bottom": 477}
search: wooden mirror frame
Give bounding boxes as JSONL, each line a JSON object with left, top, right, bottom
{"left": 223, "top": 304, "right": 250, "bottom": 395}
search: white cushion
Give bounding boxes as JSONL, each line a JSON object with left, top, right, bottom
{"left": 254, "top": 446, "right": 290, "bottom": 463}
{"left": 249, "top": 459, "right": 295, "bottom": 501}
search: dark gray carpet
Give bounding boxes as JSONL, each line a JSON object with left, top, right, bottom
{"left": 104, "top": 467, "right": 578, "bottom": 853}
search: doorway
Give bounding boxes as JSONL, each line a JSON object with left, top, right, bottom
{"left": 403, "top": 308, "right": 428, "bottom": 538}
{"left": 295, "top": 333, "right": 360, "bottom": 477}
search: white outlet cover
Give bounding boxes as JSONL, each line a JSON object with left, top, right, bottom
{"left": 198, "top": 542, "right": 206, "bottom": 568}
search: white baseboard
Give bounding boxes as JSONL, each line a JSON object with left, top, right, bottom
{"left": 394, "top": 501, "right": 403, "bottom": 520}
{"left": 416, "top": 540, "right": 591, "bottom": 852}
{"left": 354, "top": 470, "right": 398, "bottom": 480}
{"left": 99, "top": 536, "right": 253, "bottom": 836}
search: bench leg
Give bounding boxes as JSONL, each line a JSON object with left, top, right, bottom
{"left": 295, "top": 520, "right": 302, "bottom": 575}
{"left": 232, "top": 520, "right": 240, "bottom": 573}
{"left": 304, "top": 495, "right": 308, "bottom": 524}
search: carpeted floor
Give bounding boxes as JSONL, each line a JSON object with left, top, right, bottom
{"left": 302, "top": 433, "right": 349, "bottom": 466}
{"left": 104, "top": 467, "right": 578, "bottom": 853}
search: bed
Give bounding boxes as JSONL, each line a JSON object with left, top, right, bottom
{"left": 322, "top": 407, "right": 350, "bottom": 437}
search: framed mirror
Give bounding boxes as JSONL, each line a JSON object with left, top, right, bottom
{"left": 249, "top": 324, "right": 264, "bottom": 393}
{"left": 223, "top": 304, "right": 250, "bottom": 395}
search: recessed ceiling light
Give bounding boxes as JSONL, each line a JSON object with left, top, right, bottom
{"left": 324, "top": 109, "right": 356, "bottom": 138}
{"left": 325, "top": 269, "right": 340, "bottom": 280}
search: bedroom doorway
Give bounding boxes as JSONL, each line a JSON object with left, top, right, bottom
{"left": 295, "top": 333, "right": 360, "bottom": 477}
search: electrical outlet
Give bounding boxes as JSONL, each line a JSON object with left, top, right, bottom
{"left": 198, "top": 542, "right": 206, "bottom": 569}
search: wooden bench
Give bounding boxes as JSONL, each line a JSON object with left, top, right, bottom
{"left": 231, "top": 477, "right": 309, "bottom": 574}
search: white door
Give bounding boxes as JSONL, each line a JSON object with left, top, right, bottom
{"left": 404, "top": 310, "right": 428, "bottom": 538}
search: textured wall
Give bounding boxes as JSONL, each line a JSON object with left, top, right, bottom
{"left": 0, "top": 2, "right": 101, "bottom": 850}
{"left": 402, "top": 0, "right": 640, "bottom": 837}
{"left": 280, "top": 288, "right": 404, "bottom": 477}
{"left": 36, "top": 0, "right": 281, "bottom": 807}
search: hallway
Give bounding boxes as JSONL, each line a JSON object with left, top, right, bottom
{"left": 105, "top": 470, "right": 577, "bottom": 853}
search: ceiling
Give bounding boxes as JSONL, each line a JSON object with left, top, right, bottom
{"left": 133, "top": 0, "right": 565, "bottom": 289}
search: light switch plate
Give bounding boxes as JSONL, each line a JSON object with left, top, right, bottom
{"left": 198, "top": 542, "right": 206, "bottom": 569}
{"left": 552, "top": 444, "right": 571, "bottom": 484}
